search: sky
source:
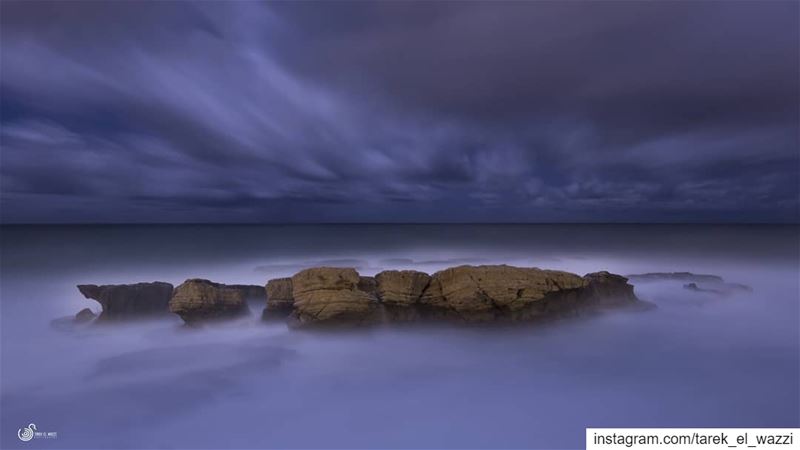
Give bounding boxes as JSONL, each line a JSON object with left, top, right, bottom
{"left": 0, "top": 1, "right": 798, "bottom": 223}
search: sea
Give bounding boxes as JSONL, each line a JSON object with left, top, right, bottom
{"left": 1, "top": 224, "right": 798, "bottom": 449}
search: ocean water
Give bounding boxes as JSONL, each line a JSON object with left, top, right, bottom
{"left": 0, "top": 224, "right": 798, "bottom": 449}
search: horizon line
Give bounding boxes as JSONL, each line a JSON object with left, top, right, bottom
{"left": 1, "top": 221, "right": 798, "bottom": 226}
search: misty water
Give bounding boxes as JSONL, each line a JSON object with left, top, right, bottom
{"left": 1, "top": 225, "right": 798, "bottom": 449}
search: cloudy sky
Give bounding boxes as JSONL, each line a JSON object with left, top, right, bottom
{"left": 1, "top": 1, "right": 797, "bottom": 223}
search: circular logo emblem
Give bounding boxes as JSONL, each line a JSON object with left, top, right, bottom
{"left": 18, "top": 423, "right": 36, "bottom": 442}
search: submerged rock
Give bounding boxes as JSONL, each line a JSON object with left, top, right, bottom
{"left": 626, "top": 272, "right": 724, "bottom": 283}
{"left": 51, "top": 308, "right": 98, "bottom": 330}
{"left": 290, "top": 267, "right": 379, "bottom": 326}
{"left": 269, "top": 264, "right": 644, "bottom": 327}
{"left": 725, "top": 283, "right": 754, "bottom": 293}
{"left": 169, "top": 279, "right": 250, "bottom": 324}
{"left": 683, "top": 282, "right": 752, "bottom": 296}
{"left": 628, "top": 271, "right": 752, "bottom": 295}
{"left": 77, "top": 282, "right": 174, "bottom": 320}
{"left": 75, "top": 308, "right": 97, "bottom": 323}
{"left": 684, "top": 282, "right": 723, "bottom": 294}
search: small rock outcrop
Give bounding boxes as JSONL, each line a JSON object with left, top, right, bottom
{"left": 626, "top": 272, "right": 724, "bottom": 283}
{"left": 628, "top": 271, "right": 752, "bottom": 295}
{"left": 290, "top": 268, "right": 379, "bottom": 326}
{"left": 169, "top": 279, "right": 249, "bottom": 324}
{"left": 77, "top": 282, "right": 174, "bottom": 320}
{"left": 268, "top": 265, "right": 643, "bottom": 327}
{"left": 683, "top": 282, "right": 752, "bottom": 296}
{"left": 75, "top": 308, "right": 97, "bottom": 323}
{"left": 684, "top": 282, "right": 723, "bottom": 294}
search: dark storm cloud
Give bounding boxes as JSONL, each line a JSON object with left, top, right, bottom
{"left": 1, "top": 1, "right": 797, "bottom": 223}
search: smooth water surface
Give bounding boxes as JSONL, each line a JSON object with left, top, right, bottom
{"left": 1, "top": 225, "right": 798, "bottom": 449}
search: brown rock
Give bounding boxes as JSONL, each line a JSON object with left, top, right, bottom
{"left": 420, "top": 265, "right": 589, "bottom": 321}
{"left": 375, "top": 270, "right": 431, "bottom": 321}
{"left": 375, "top": 270, "right": 431, "bottom": 306}
{"left": 290, "top": 267, "right": 378, "bottom": 326}
{"left": 267, "top": 264, "right": 644, "bottom": 327}
{"left": 169, "top": 279, "right": 249, "bottom": 324}
{"left": 77, "top": 282, "right": 174, "bottom": 320}
{"left": 265, "top": 277, "right": 294, "bottom": 311}
{"left": 419, "top": 276, "right": 444, "bottom": 307}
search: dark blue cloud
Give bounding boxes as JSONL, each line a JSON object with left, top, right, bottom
{"left": 0, "top": 1, "right": 797, "bottom": 223}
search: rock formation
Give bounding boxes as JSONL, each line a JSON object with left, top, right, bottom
{"left": 76, "top": 282, "right": 174, "bottom": 320}
{"left": 269, "top": 265, "right": 643, "bottom": 327}
{"left": 289, "top": 268, "right": 380, "bottom": 326}
{"left": 169, "top": 279, "right": 249, "bottom": 324}
{"left": 419, "top": 266, "right": 638, "bottom": 322}
{"left": 75, "top": 266, "right": 646, "bottom": 327}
